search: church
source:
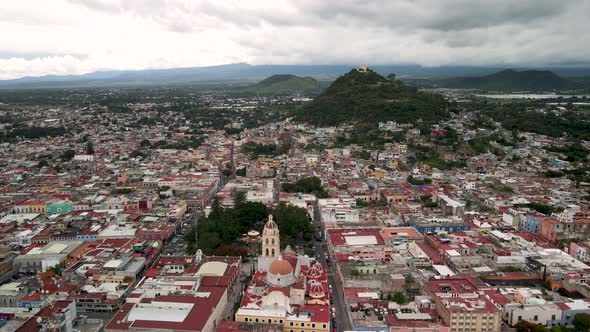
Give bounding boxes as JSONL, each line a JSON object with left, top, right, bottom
{"left": 235, "top": 215, "right": 331, "bottom": 332}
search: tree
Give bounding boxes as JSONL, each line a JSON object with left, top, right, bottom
{"left": 391, "top": 291, "right": 406, "bottom": 304}
{"left": 139, "top": 139, "right": 151, "bottom": 147}
{"left": 573, "top": 313, "right": 590, "bottom": 332}
{"left": 37, "top": 159, "right": 49, "bottom": 168}
{"left": 236, "top": 167, "right": 247, "bottom": 177}
{"left": 272, "top": 203, "right": 313, "bottom": 248}
{"left": 232, "top": 191, "right": 246, "bottom": 207}
{"left": 236, "top": 202, "right": 268, "bottom": 228}
{"left": 209, "top": 198, "right": 224, "bottom": 220}
{"left": 130, "top": 150, "right": 147, "bottom": 159}
{"left": 387, "top": 73, "right": 397, "bottom": 80}
{"left": 86, "top": 141, "right": 95, "bottom": 154}
{"left": 60, "top": 149, "right": 76, "bottom": 161}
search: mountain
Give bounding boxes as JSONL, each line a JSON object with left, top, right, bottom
{"left": 292, "top": 68, "right": 448, "bottom": 127}
{"left": 246, "top": 74, "right": 322, "bottom": 94}
{"left": 2, "top": 64, "right": 590, "bottom": 90}
{"left": 436, "top": 69, "right": 583, "bottom": 91}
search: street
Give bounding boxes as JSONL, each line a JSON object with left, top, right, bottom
{"left": 312, "top": 221, "right": 351, "bottom": 332}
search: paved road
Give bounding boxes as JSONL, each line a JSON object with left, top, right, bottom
{"left": 313, "top": 228, "right": 351, "bottom": 332}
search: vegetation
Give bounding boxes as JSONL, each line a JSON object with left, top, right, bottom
{"left": 386, "top": 291, "right": 407, "bottom": 305}
{"left": 113, "top": 188, "right": 134, "bottom": 194}
{"left": 47, "top": 263, "right": 65, "bottom": 277}
{"left": 573, "top": 313, "right": 590, "bottom": 332}
{"left": 60, "top": 149, "right": 76, "bottom": 161}
{"left": 355, "top": 198, "right": 387, "bottom": 207}
{"left": 524, "top": 202, "right": 565, "bottom": 215}
{"left": 546, "top": 144, "right": 589, "bottom": 162}
{"left": 424, "top": 200, "right": 438, "bottom": 208}
{"left": 271, "top": 202, "right": 314, "bottom": 248}
{"left": 1, "top": 126, "right": 66, "bottom": 142}
{"left": 351, "top": 150, "right": 372, "bottom": 160}
{"left": 544, "top": 170, "right": 565, "bottom": 178}
{"left": 438, "top": 69, "right": 581, "bottom": 92}
{"left": 86, "top": 141, "right": 95, "bottom": 154}
{"left": 407, "top": 175, "right": 432, "bottom": 185}
{"left": 482, "top": 107, "right": 590, "bottom": 141}
{"left": 420, "top": 157, "right": 466, "bottom": 170}
{"left": 150, "top": 137, "right": 202, "bottom": 150}
{"left": 292, "top": 68, "right": 448, "bottom": 127}
{"left": 282, "top": 176, "right": 330, "bottom": 197}
{"left": 185, "top": 199, "right": 313, "bottom": 256}
{"left": 242, "top": 142, "right": 278, "bottom": 159}
{"left": 185, "top": 198, "right": 268, "bottom": 256}
{"left": 247, "top": 74, "right": 322, "bottom": 94}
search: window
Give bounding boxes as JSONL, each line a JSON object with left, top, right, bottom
{"left": 255, "top": 318, "right": 259, "bottom": 323}
{"left": 323, "top": 324, "right": 327, "bottom": 328}
{"left": 268, "top": 319, "right": 272, "bottom": 323}
{"left": 534, "top": 315, "right": 538, "bottom": 321}
{"left": 290, "top": 322, "right": 294, "bottom": 326}
{"left": 280, "top": 320, "right": 283, "bottom": 324}
{"left": 244, "top": 318, "right": 248, "bottom": 322}
{"left": 312, "top": 323, "right": 315, "bottom": 328}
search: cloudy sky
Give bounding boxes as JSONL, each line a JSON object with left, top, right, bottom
{"left": 1, "top": 0, "right": 589, "bottom": 79}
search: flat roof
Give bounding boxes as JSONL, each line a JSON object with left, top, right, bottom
{"left": 196, "top": 261, "right": 228, "bottom": 277}
{"left": 344, "top": 235, "right": 378, "bottom": 246}
{"left": 127, "top": 302, "right": 194, "bottom": 323}
{"left": 433, "top": 265, "right": 455, "bottom": 277}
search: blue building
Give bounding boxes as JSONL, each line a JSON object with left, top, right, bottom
{"left": 410, "top": 217, "right": 470, "bottom": 234}
{"left": 522, "top": 214, "right": 542, "bottom": 233}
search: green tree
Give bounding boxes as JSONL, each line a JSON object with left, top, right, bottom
{"left": 60, "top": 149, "right": 76, "bottom": 161}
{"left": 236, "top": 167, "right": 247, "bottom": 177}
{"left": 86, "top": 141, "right": 95, "bottom": 154}
{"left": 232, "top": 191, "right": 246, "bottom": 207}
{"left": 391, "top": 291, "right": 406, "bottom": 304}
{"left": 37, "top": 159, "right": 49, "bottom": 168}
{"left": 573, "top": 313, "right": 590, "bottom": 332}
{"left": 209, "top": 198, "right": 224, "bottom": 220}
{"left": 272, "top": 202, "right": 313, "bottom": 248}
{"left": 139, "top": 139, "right": 151, "bottom": 147}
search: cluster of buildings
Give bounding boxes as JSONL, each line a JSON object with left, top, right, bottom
{"left": 0, "top": 86, "right": 590, "bottom": 332}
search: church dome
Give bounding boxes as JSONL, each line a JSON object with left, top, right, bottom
{"left": 264, "top": 215, "right": 277, "bottom": 230}
{"left": 307, "top": 262, "right": 323, "bottom": 279}
{"left": 309, "top": 282, "right": 325, "bottom": 299}
{"left": 268, "top": 258, "right": 293, "bottom": 276}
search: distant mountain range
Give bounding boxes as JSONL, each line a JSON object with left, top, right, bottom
{"left": 433, "top": 69, "right": 583, "bottom": 92}
{"left": 2, "top": 63, "right": 590, "bottom": 90}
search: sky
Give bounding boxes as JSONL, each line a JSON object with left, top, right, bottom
{"left": 1, "top": 0, "right": 589, "bottom": 79}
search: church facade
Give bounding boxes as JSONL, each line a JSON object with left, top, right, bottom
{"left": 235, "top": 215, "right": 331, "bottom": 332}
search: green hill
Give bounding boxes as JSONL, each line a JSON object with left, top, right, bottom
{"left": 249, "top": 74, "right": 321, "bottom": 94}
{"left": 440, "top": 69, "right": 582, "bottom": 91}
{"left": 292, "top": 68, "right": 448, "bottom": 127}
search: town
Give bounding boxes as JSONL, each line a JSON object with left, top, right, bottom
{"left": 0, "top": 66, "right": 590, "bottom": 332}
